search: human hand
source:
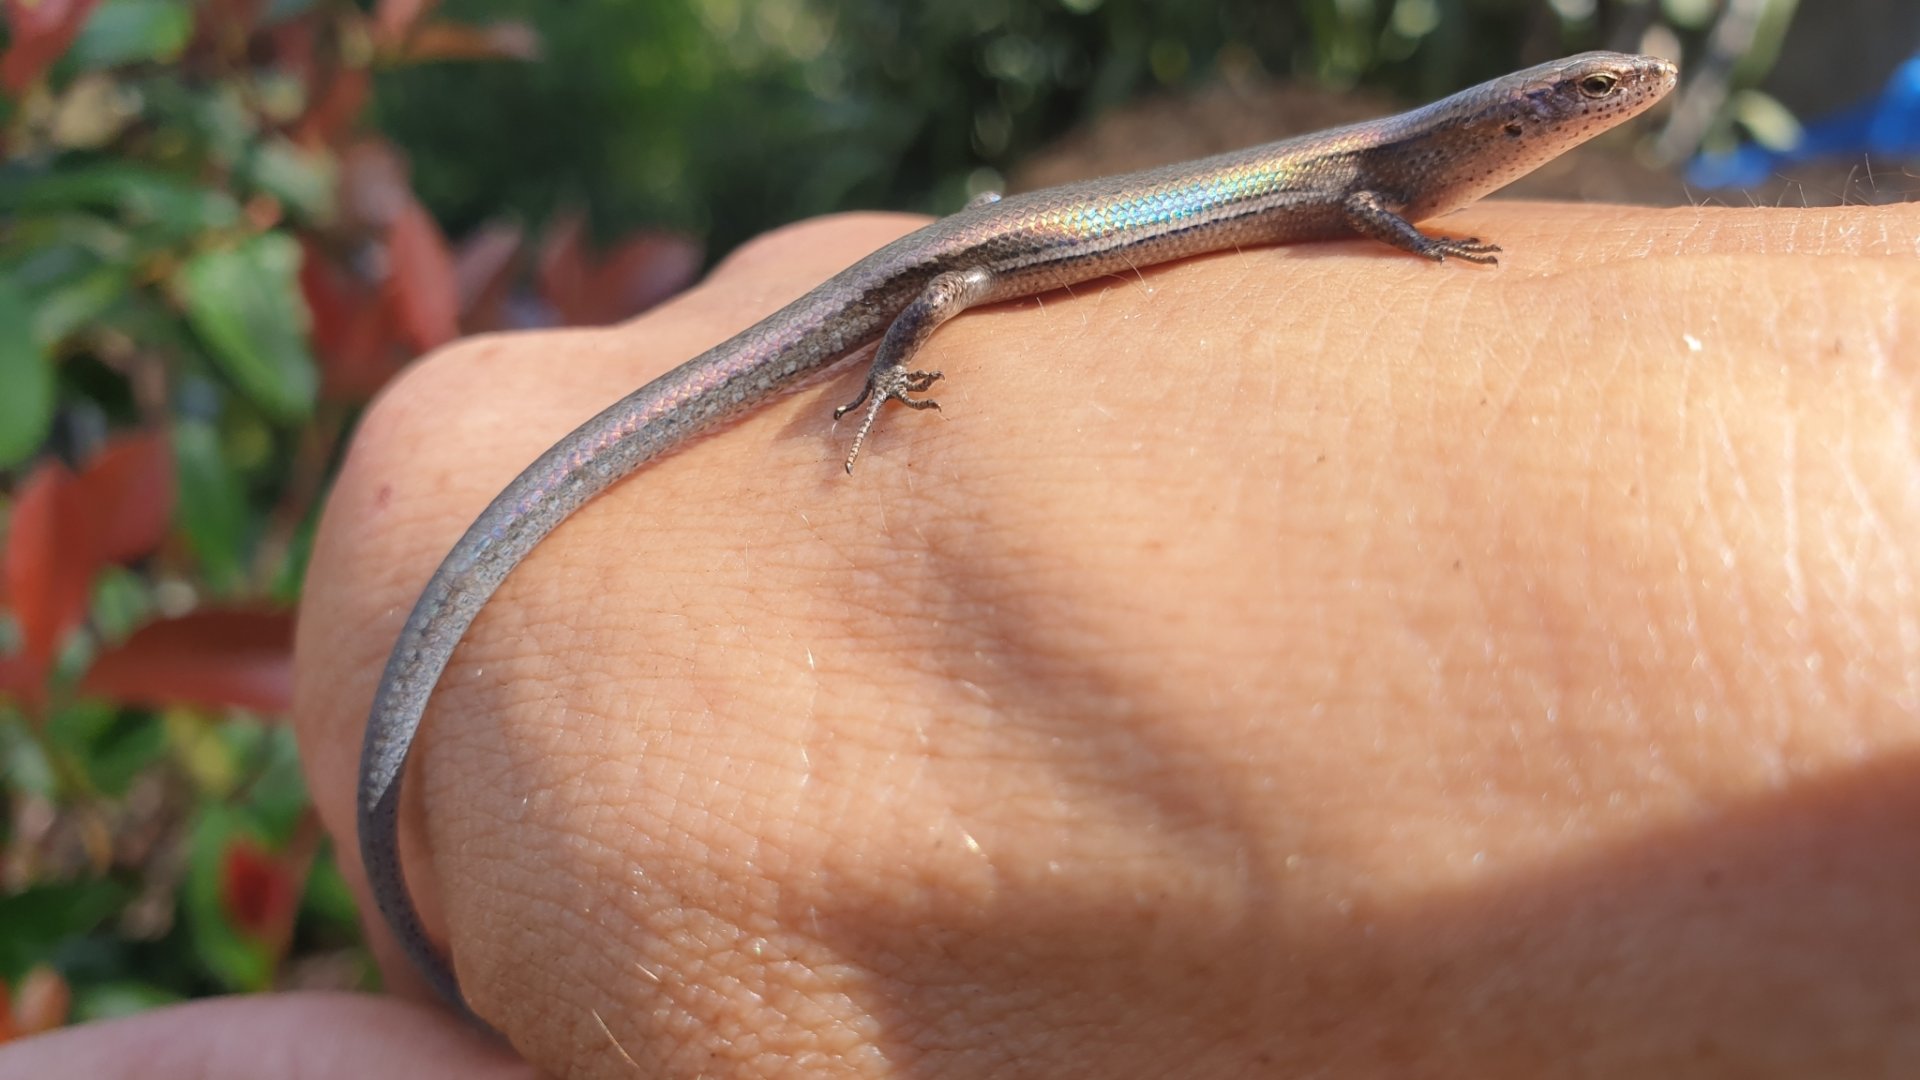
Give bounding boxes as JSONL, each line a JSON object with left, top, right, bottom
{"left": 0, "top": 992, "right": 532, "bottom": 1079}
{"left": 293, "top": 204, "right": 1920, "bottom": 1077}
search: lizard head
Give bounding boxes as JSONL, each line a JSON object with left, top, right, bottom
{"left": 1391, "top": 51, "right": 1679, "bottom": 220}
{"left": 1497, "top": 51, "right": 1680, "bottom": 142}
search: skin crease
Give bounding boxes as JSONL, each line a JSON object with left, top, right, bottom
{"left": 41, "top": 202, "right": 1911, "bottom": 1079}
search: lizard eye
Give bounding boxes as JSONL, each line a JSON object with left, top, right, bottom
{"left": 1577, "top": 72, "right": 1620, "bottom": 98}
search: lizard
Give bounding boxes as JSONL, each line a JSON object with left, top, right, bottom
{"left": 356, "top": 50, "right": 1679, "bottom": 1019}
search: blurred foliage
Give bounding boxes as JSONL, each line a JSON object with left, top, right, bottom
{"left": 381, "top": 0, "right": 1726, "bottom": 255}
{"left": 0, "top": 0, "right": 705, "bottom": 1031}
{"left": 0, "top": 0, "right": 1762, "bottom": 1035}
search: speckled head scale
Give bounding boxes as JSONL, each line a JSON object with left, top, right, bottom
{"left": 1365, "top": 51, "right": 1679, "bottom": 220}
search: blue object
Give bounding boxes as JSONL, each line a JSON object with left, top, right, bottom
{"left": 1687, "top": 53, "right": 1920, "bottom": 188}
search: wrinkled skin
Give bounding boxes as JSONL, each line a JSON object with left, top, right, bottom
{"left": 20, "top": 202, "right": 1915, "bottom": 1080}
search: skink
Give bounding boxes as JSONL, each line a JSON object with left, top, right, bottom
{"left": 358, "top": 50, "right": 1678, "bottom": 1017}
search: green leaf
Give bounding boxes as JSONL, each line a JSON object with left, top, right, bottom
{"left": 183, "top": 806, "right": 274, "bottom": 991}
{"left": 192, "top": 84, "right": 257, "bottom": 167}
{"left": 92, "top": 567, "right": 155, "bottom": 643}
{"left": 34, "top": 263, "right": 132, "bottom": 345}
{"left": 69, "top": 0, "right": 194, "bottom": 70}
{"left": 0, "top": 882, "right": 130, "bottom": 979}
{"left": 73, "top": 981, "right": 186, "bottom": 1022}
{"left": 173, "top": 419, "right": 248, "bottom": 591}
{"left": 175, "top": 234, "right": 317, "bottom": 421}
{"left": 98, "top": 289, "right": 195, "bottom": 357}
{"left": 0, "top": 213, "right": 134, "bottom": 277}
{"left": 1731, "top": 88, "right": 1804, "bottom": 151}
{"left": 0, "top": 213, "right": 141, "bottom": 352}
{"left": 0, "top": 279, "right": 55, "bottom": 467}
{"left": 244, "top": 139, "right": 336, "bottom": 222}
{"left": 45, "top": 697, "right": 166, "bottom": 797}
{"left": 263, "top": 0, "right": 318, "bottom": 20}
{"left": 1, "top": 706, "right": 57, "bottom": 800}
{"left": 268, "top": 501, "right": 317, "bottom": 604}
{"left": 0, "top": 165, "right": 242, "bottom": 240}
{"left": 164, "top": 708, "right": 239, "bottom": 796}
{"left": 1661, "top": 0, "right": 1717, "bottom": 29}
{"left": 301, "top": 844, "right": 362, "bottom": 928}
{"left": 236, "top": 723, "right": 306, "bottom": 833}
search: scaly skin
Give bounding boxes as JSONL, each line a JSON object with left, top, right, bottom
{"left": 357, "top": 51, "right": 1678, "bottom": 1022}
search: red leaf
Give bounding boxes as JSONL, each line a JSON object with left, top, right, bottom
{"left": 81, "top": 609, "right": 294, "bottom": 714}
{"left": 2, "top": 434, "right": 179, "bottom": 699}
{"left": 2, "top": 462, "right": 89, "bottom": 692}
{"left": 590, "top": 231, "right": 702, "bottom": 323}
{"left": 331, "top": 299, "right": 404, "bottom": 399}
{"left": 337, "top": 139, "right": 411, "bottom": 231}
{"left": 220, "top": 840, "right": 298, "bottom": 942}
{"left": 452, "top": 219, "right": 523, "bottom": 329}
{"left": 72, "top": 432, "right": 174, "bottom": 565}
{"left": 1, "top": 0, "right": 104, "bottom": 93}
{"left": 191, "top": 0, "right": 262, "bottom": 58}
{"left": 0, "top": 655, "right": 33, "bottom": 699}
{"left": 299, "top": 236, "right": 355, "bottom": 353}
{"left": 304, "top": 236, "right": 410, "bottom": 400}
{"left": 387, "top": 197, "right": 460, "bottom": 352}
{"left": 535, "top": 209, "right": 593, "bottom": 324}
{"left": 259, "top": 17, "right": 314, "bottom": 85}
{"left": 372, "top": 0, "right": 437, "bottom": 47}
{"left": 11, "top": 967, "right": 68, "bottom": 1036}
{"left": 294, "top": 67, "right": 369, "bottom": 148}
{"left": 539, "top": 212, "right": 701, "bottom": 326}
{"left": 398, "top": 20, "right": 540, "bottom": 62}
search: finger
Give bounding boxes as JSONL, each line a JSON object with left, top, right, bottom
{"left": 0, "top": 993, "right": 529, "bottom": 1080}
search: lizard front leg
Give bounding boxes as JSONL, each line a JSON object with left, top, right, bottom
{"left": 1343, "top": 190, "right": 1503, "bottom": 264}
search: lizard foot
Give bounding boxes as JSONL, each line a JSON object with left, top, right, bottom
{"left": 836, "top": 366, "right": 944, "bottom": 473}
{"left": 1425, "top": 236, "right": 1502, "bottom": 265}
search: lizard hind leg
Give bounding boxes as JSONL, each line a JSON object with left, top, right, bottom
{"left": 836, "top": 266, "right": 996, "bottom": 473}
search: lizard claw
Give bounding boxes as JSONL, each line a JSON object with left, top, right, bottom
{"left": 1429, "top": 236, "right": 1502, "bottom": 265}
{"left": 840, "top": 367, "right": 944, "bottom": 472}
